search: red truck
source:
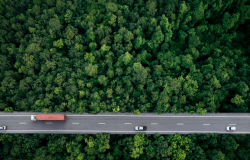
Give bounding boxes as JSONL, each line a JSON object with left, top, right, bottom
{"left": 31, "top": 114, "right": 66, "bottom": 121}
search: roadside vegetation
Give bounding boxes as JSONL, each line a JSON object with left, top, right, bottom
{"left": 1, "top": 133, "right": 249, "bottom": 160}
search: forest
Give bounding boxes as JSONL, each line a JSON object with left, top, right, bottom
{"left": 0, "top": 0, "right": 250, "bottom": 159}
{"left": 1, "top": 133, "right": 250, "bottom": 160}
{"left": 0, "top": 0, "right": 249, "bottom": 114}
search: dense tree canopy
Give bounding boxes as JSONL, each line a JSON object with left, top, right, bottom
{"left": 0, "top": 133, "right": 250, "bottom": 160}
{"left": 0, "top": 0, "right": 249, "bottom": 114}
{"left": 0, "top": 0, "right": 250, "bottom": 159}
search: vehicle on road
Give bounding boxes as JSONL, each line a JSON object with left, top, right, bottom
{"left": 135, "top": 126, "right": 147, "bottom": 131}
{"left": 31, "top": 114, "right": 66, "bottom": 121}
{"left": 226, "top": 126, "right": 236, "bottom": 131}
{"left": 0, "top": 126, "right": 6, "bottom": 130}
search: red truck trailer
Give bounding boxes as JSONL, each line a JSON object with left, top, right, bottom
{"left": 31, "top": 114, "right": 66, "bottom": 121}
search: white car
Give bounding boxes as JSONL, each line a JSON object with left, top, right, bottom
{"left": 0, "top": 126, "right": 7, "bottom": 130}
{"left": 226, "top": 126, "right": 236, "bottom": 131}
{"left": 135, "top": 126, "right": 147, "bottom": 131}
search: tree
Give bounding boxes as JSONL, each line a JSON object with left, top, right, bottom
{"left": 191, "top": 2, "right": 207, "bottom": 26}
{"left": 84, "top": 53, "right": 95, "bottom": 63}
{"left": 53, "top": 38, "right": 64, "bottom": 49}
{"left": 100, "top": 44, "right": 111, "bottom": 56}
{"left": 121, "top": 52, "right": 133, "bottom": 65}
{"left": 133, "top": 66, "right": 148, "bottom": 84}
{"left": 64, "top": 9, "right": 73, "bottom": 23}
{"left": 74, "top": 43, "right": 84, "bottom": 52}
{"left": 105, "top": 2, "right": 118, "bottom": 13}
{"left": 231, "top": 94, "right": 244, "bottom": 107}
{"left": 124, "top": 30, "right": 134, "bottom": 42}
{"left": 107, "top": 69, "right": 114, "bottom": 78}
{"left": 145, "top": 0, "right": 157, "bottom": 17}
{"left": 25, "top": 43, "right": 42, "bottom": 54}
{"left": 196, "top": 107, "right": 207, "bottom": 115}
{"left": 221, "top": 135, "right": 239, "bottom": 152}
{"left": 4, "top": 107, "right": 13, "bottom": 112}
{"left": 112, "top": 106, "right": 120, "bottom": 113}
{"left": 49, "top": 18, "right": 62, "bottom": 31}
{"left": 236, "top": 81, "right": 249, "bottom": 94}
{"left": 151, "top": 26, "right": 164, "bottom": 47}
{"left": 179, "top": 1, "right": 189, "bottom": 14}
{"left": 183, "top": 76, "right": 198, "bottom": 97}
{"left": 89, "top": 42, "right": 97, "bottom": 52}
{"left": 137, "top": 50, "right": 152, "bottom": 65}
{"left": 168, "top": 134, "right": 192, "bottom": 160}
{"left": 85, "top": 136, "right": 96, "bottom": 148}
{"left": 114, "top": 33, "right": 123, "bottom": 44}
{"left": 29, "top": 27, "right": 36, "bottom": 34}
{"left": 160, "top": 14, "right": 170, "bottom": 33}
{"left": 179, "top": 30, "right": 188, "bottom": 45}
{"left": 85, "top": 63, "right": 98, "bottom": 77}
{"left": 117, "top": 16, "right": 126, "bottom": 27}
{"left": 134, "top": 109, "right": 140, "bottom": 115}
{"left": 165, "top": 30, "right": 173, "bottom": 43}
{"left": 210, "top": 149, "right": 225, "bottom": 160}
{"left": 153, "top": 65, "right": 164, "bottom": 77}
{"left": 98, "top": 75, "right": 108, "bottom": 86}
{"left": 188, "top": 35, "right": 201, "bottom": 48}
{"left": 181, "top": 54, "right": 194, "bottom": 69}
{"left": 94, "top": 133, "right": 111, "bottom": 153}
{"left": 222, "top": 12, "right": 240, "bottom": 31}
{"left": 108, "top": 14, "right": 117, "bottom": 27}
{"left": 116, "top": 68, "right": 123, "bottom": 76}
{"left": 209, "top": 75, "right": 221, "bottom": 89}
{"left": 133, "top": 36, "right": 145, "bottom": 49}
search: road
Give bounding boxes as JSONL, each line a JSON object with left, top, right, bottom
{"left": 0, "top": 112, "right": 250, "bottom": 134}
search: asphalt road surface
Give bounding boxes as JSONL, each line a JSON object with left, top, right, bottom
{"left": 0, "top": 112, "right": 250, "bottom": 134}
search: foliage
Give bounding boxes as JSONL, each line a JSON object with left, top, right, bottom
{"left": 0, "top": 133, "right": 248, "bottom": 159}
{"left": 0, "top": 0, "right": 249, "bottom": 115}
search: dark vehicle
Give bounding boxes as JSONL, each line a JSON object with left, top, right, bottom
{"left": 135, "top": 126, "right": 147, "bottom": 131}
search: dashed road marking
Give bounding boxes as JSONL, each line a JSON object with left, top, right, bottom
{"left": 203, "top": 124, "right": 210, "bottom": 125}
{"left": 151, "top": 123, "right": 158, "bottom": 125}
{"left": 72, "top": 123, "right": 79, "bottom": 124}
{"left": 19, "top": 122, "right": 26, "bottom": 124}
{"left": 125, "top": 123, "right": 131, "bottom": 124}
{"left": 177, "top": 123, "right": 184, "bottom": 125}
{"left": 98, "top": 123, "right": 105, "bottom": 124}
{"left": 229, "top": 124, "right": 236, "bottom": 125}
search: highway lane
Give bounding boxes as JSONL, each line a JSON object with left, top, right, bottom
{"left": 0, "top": 112, "right": 250, "bottom": 134}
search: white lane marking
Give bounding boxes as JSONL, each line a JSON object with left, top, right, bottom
{"left": 151, "top": 123, "right": 158, "bottom": 124}
{"left": 203, "top": 124, "right": 210, "bottom": 125}
{"left": 46, "top": 122, "right": 53, "bottom": 124}
{"left": 66, "top": 115, "right": 250, "bottom": 118}
{"left": 2, "top": 130, "right": 250, "bottom": 133}
{"left": 0, "top": 115, "right": 32, "bottom": 116}
{"left": 229, "top": 124, "right": 236, "bottom": 125}
{"left": 98, "top": 123, "right": 105, "bottom": 124}
{"left": 72, "top": 123, "right": 79, "bottom": 124}
{"left": 177, "top": 123, "right": 184, "bottom": 125}
{"left": 19, "top": 122, "right": 26, "bottom": 124}
{"left": 125, "top": 123, "right": 131, "bottom": 124}
{"left": 1, "top": 115, "right": 250, "bottom": 118}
